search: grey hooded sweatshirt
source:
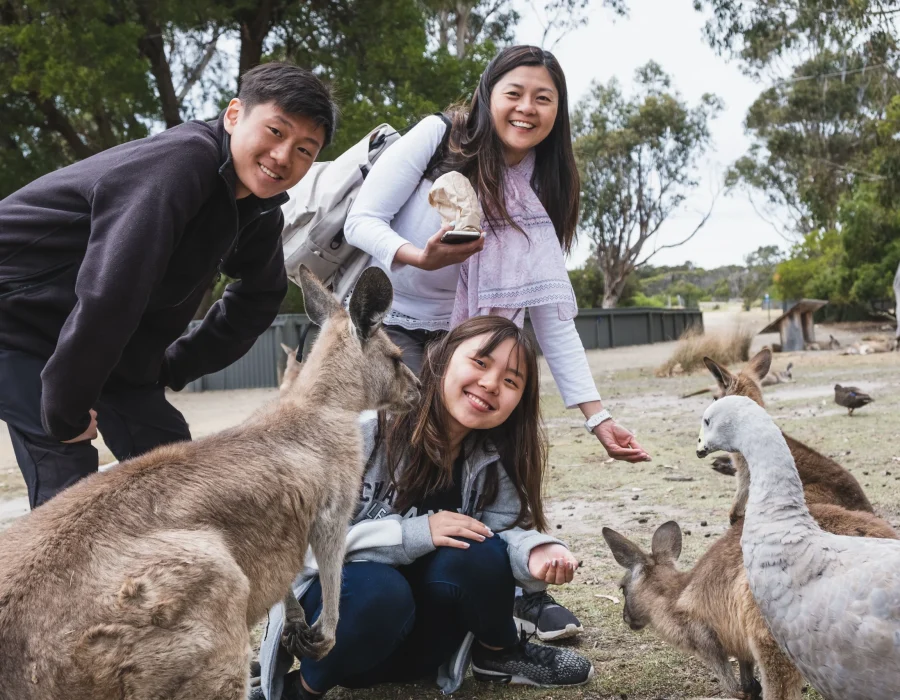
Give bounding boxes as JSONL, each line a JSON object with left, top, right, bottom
{"left": 259, "top": 416, "right": 566, "bottom": 698}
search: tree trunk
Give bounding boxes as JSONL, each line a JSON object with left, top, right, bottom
{"left": 238, "top": 0, "right": 274, "bottom": 80}
{"left": 136, "top": 6, "right": 182, "bottom": 129}
{"left": 31, "top": 95, "right": 98, "bottom": 160}
{"left": 437, "top": 8, "right": 450, "bottom": 49}
{"left": 454, "top": 2, "right": 470, "bottom": 58}
{"left": 94, "top": 109, "right": 119, "bottom": 150}
{"left": 602, "top": 274, "right": 625, "bottom": 309}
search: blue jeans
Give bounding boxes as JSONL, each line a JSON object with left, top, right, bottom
{"left": 295, "top": 535, "right": 519, "bottom": 693}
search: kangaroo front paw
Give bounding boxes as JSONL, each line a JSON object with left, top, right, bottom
{"left": 281, "top": 615, "right": 311, "bottom": 659}
{"left": 741, "top": 677, "right": 763, "bottom": 700}
{"left": 729, "top": 507, "right": 745, "bottom": 526}
{"left": 282, "top": 619, "right": 334, "bottom": 661}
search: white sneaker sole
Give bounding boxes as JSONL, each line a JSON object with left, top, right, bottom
{"left": 472, "top": 663, "right": 595, "bottom": 687}
{"left": 514, "top": 616, "right": 584, "bottom": 641}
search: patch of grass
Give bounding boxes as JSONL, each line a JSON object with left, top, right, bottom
{"left": 656, "top": 325, "right": 754, "bottom": 377}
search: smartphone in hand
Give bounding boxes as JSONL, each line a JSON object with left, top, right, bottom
{"left": 440, "top": 230, "right": 482, "bottom": 245}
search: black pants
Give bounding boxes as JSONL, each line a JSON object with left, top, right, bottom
{"left": 384, "top": 325, "right": 447, "bottom": 377}
{"left": 0, "top": 348, "right": 191, "bottom": 508}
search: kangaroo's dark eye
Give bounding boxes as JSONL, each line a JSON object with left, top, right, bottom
{"left": 704, "top": 418, "right": 710, "bottom": 426}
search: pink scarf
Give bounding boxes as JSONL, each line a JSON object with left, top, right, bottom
{"left": 450, "top": 150, "right": 577, "bottom": 328}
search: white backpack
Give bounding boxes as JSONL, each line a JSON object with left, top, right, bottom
{"left": 281, "top": 114, "right": 451, "bottom": 302}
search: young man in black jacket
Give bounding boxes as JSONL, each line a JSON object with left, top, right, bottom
{"left": 0, "top": 62, "right": 336, "bottom": 508}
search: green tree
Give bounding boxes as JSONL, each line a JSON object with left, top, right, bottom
{"left": 666, "top": 279, "right": 705, "bottom": 308}
{"left": 0, "top": 0, "right": 619, "bottom": 196}
{"left": 738, "top": 245, "right": 782, "bottom": 310}
{"left": 694, "top": 0, "right": 896, "bottom": 74}
{"left": 773, "top": 229, "right": 844, "bottom": 301}
{"left": 695, "top": 0, "right": 900, "bottom": 312}
{"left": 725, "top": 44, "right": 900, "bottom": 234}
{"left": 710, "top": 277, "right": 732, "bottom": 300}
{"left": 572, "top": 61, "right": 722, "bottom": 308}
{"left": 568, "top": 263, "right": 605, "bottom": 309}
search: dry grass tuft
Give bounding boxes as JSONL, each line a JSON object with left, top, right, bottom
{"left": 656, "top": 325, "right": 753, "bottom": 377}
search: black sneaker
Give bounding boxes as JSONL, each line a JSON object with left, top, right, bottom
{"left": 283, "top": 670, "right": 321, "bottom": 700}
{"left": 514, "top": 590, "right": 583, "bottom": 641}
{"left": 247, "top": 670, "right": 320, "bottom": 700}
{"left": 471, "top": 635, "right": 594, "bottom": 687}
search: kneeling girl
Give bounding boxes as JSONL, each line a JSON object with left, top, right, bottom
{"left": 258, "top": 316, "right": 592, "bottom": 699}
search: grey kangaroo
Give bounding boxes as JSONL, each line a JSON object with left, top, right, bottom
{"left": 604, "top": 514, "right": 897, "bottom": 699}
{"left": 0, "top": 265, "right": 419, "bottom": 700}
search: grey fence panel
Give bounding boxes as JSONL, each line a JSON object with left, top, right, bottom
{"left": 571, "top": 315, "right": 601, "bottom": 350}
{"left": 614, "top": 314, "right": 650, "bottom": 347}
{"left": 183, "top": 307, "right": 703, "bottom": 391}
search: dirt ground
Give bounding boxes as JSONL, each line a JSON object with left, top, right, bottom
{"left": 1, "top": 306, "right": 898, "bottom": 699}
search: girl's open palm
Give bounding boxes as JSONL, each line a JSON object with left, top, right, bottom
{"left": 594, "top": 420, "right": 651, "bottom": 463}
{"left": 528, "top": 543, "right": 578, "bottom": 584}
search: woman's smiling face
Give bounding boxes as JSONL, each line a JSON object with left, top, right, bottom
{"left": 441, "top": 332, "right": 527, "bottom": 438}
{"left": 489, "top": 64, "right": 559, "bottom": 165}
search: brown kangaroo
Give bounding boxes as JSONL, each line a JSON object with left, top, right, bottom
{"left": 759, "top": 361, "right": 793, "bottom": 387}
{"left": 604, "top": 513, "right": 897, "bottom": 700}
{"left": 0, "top": 266, "right": 419, "bottom": 700}
{"left": 279, "top": 342, "right": 302, "bottom": 393}
{"left": 704, "top": 348, "right": 873, "bottom": 524}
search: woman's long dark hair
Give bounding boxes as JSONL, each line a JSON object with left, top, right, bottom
{"left": 379, "top": 316, "right": 548, "bottom": 532}
{"left": 428, "top": 45, "right": 580, "bottom": 254}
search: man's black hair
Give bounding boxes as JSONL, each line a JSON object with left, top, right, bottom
{"left": 238, "top": 62, "right": 338, "bottom": 146}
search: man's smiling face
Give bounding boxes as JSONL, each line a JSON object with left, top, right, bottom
{"left": 224, "top": 98, "right": 326, "bottom": 199}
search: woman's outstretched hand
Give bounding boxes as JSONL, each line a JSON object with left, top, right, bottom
{"left": 594, "top": 420, "right": 651, "bottom": 463}
{"left": 528, "top": 543, "right": 578, "bottom": 584}
{"left": 428, "top": 511, "right": 493, "bottom": 549}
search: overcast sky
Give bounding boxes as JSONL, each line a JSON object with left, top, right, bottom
{"left": 514, "top": 0, "right": 792, "bottom": 270}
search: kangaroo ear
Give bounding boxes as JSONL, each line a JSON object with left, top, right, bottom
{"left": 349, "top": 267, "right": 393, "bottom": 342}
{"left": 744, "top": 348, "right": 772, "bottom": 381}
{"left": 298, "top": 265, "right": 341, "bottom": 327}
{"left": 703, "top": 356, "right": 733, "bottom": 394}
{"left": 651, "top": 521, "right": 682, "bottom": 562}
{"left": 602, "top": 528, "right": 648, "bottom": 571}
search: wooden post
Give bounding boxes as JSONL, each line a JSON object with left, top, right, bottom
{"left": 801, "top": 311, "right": 816, "bottom": 344}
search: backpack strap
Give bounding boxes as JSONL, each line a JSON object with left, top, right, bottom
{"left": 424, "top": 112, "right": 453, "bottom": 176}
{"left": 393, "top": 112, "right": 452, "bottom": 181}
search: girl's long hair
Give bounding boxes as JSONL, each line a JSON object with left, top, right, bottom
{"left": 428, "top": 45, "right": 580, "bottom": 254}
{"left": 379, "top": 316, "right": 548, "bottom": 532}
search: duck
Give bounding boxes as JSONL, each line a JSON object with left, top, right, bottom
{"left": 696, "top": 396, "right": 900, "bottom": 700}
{"left": 834, "top": 384, "right": 874, "bottom": 416}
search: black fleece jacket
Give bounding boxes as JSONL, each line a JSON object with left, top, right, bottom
{"left": 0, "top": 114, "right": 288, "bottom": 441}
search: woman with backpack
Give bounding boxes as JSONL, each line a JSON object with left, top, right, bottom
{"left": 344, "top": 44, "right": 650, "bottom": 637}
{"left": 256, "top": 316, "right": 594, "bottom": 700}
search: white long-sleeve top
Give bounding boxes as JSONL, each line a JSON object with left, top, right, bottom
{"left": 344, "top": 115, "right": 601, "bottom": 408}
